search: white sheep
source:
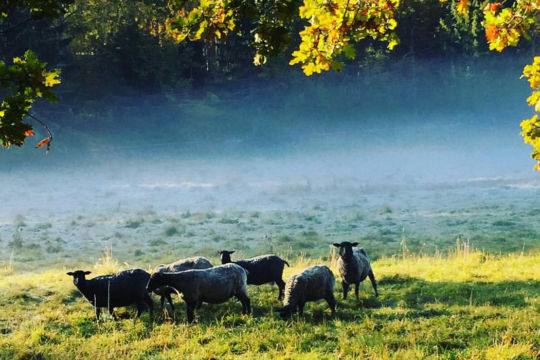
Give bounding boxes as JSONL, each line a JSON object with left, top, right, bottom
{"left": 146, "top": 263, "right": 250, "bottom": 322}
{"left": 279, "top": 264, "right": 336, "bottom": 318}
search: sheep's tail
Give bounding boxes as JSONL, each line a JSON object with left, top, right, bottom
{"left": 283, "top": 260, "right": 290, "bottom": 267}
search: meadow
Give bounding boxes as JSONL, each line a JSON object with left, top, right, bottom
{"left": 1, "top": 174, "right": 540, "bottom": 359}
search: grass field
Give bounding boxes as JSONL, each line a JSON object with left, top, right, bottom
{"left": 1, "top": 245, "right": 540, "bottom": 359}
{"left": 2, "top": 173, "right": 540, "bottom": 359}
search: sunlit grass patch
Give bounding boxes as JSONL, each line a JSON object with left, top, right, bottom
{"left": 1, "top": 250, "right": 540, "bottom": 359}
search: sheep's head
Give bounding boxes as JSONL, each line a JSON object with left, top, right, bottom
{"left": 278, "top": 305, "right": 295, "bottom": 319}
{"left": 66, "top": 270, "right": 91, "bottom": 285}
{"left": 332, "top": 242, "right": 358, "bottom": 259}
{"left": 218, "top": 250, "right": 235, "bottom": 264}
{"left": 146, "top": 272, "right": 165, "bottom": 293}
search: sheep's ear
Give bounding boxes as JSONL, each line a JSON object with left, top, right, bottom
{"left": 218, "top": 251, "right": 223, "bottom": 255}
{"left": 84, "top": 271, "right": 92, "bottom": 275}
{"left": 351, "top": 242, "right": 359, "bottom": 247}
{"left": 230, "top": 250, "right": 235, "bottom": 254}
{"left": 332, "top": 243, "right": 341, "bottom": 247}
{"left": 66, "top": 272, "right": 74, "bottom": 276}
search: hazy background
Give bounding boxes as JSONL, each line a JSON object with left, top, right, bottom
{"left": 2, "top": 55, "right": 540, "bottom": 269}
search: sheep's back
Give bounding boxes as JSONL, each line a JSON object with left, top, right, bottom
{"left": 236, "top": 254, "right": 285, "bottom": 285}
{"left": 87, "top": 269, "right": 149, "bottom": 307}
{"left": 284, "top": 265, "right": 333, "bottom": 305}
{"left": 155, "top": 256, "right": 213, "bottom": 273}
{"left": 175, "top": 263, "right": 246, "bottom": 304}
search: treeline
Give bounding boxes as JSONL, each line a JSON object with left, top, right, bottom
{"left": 1, "top": 0, "right": 535, "bottom": 102}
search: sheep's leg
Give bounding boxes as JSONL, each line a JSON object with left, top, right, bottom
{"left": 136, "top": 301, "right": 145, "bottom": 318}
{"left": 297, "top": 302, "right": 304, "bottom": 316}
{"left": 160, "top": 296, "right": 166, "bottom": 309}
{"left": 325, "top": 294, "right": 336, "bottom": 315}
{"left": 354, "top": 283, "right": 359, "bottom": 300}
{"left": 166, "top": 293, "right": 175, "bottom": 311}
{"left": 276, "top": 278, "right": 286, "bottom": 300}
{"left": 368, "top": 270, "right": 379, "bottom": 297}
{"left": 186, "top": 302, "right": 196, "bottom": 323}
{"left": 108, "top": 307, "right": 117, "bottom": 321}
{"left": 144, "top": 294, "right": 154, "bottom": 318}
{"left": 95, "top": 307, "right": 101, "bottom": 321}
{"left": 342, "top": 283, "right": 349, "bottom": 300}
{"left": 236, "top": 293, "right": 251, "bottom": 314}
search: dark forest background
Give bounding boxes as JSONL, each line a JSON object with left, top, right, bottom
{"left": 0, "top": 0, "right": 536, "bottom": 166}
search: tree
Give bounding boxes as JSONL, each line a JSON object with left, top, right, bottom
{"left": 0, "top": 0, "right": 73, "bottom": 150}
{"left": 166, "top": 0, "right": 539, "bottom": 165}
{"left": 1, "top": 0, "right": 538, "bottom": 164}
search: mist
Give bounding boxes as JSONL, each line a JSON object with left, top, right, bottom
{"left": 2, "top": 55, "right": 539, "bottom": 268}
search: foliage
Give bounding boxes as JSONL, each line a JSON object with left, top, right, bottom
{"left": 0, "top": 0, "right": 73, "bottom": 20}
{"left": 167, "top": 0, "right": 400, "bottom": 75}
{"left": 0, "top": 0, "right": 71, "bottom": 149}
{"left": 520, "top": 56, "right": 540, "bottom": 168}
{"left": 0, "top": 50, "right": 60, "bottom": 148}
{"left": 0, "top": 0, "right": 538, "bottom": 152}
{"left": 289, "top": 0, "right": 400, "bottom": 75}
{"left": 455, "top": 0, "right": 540, "bottom": 167}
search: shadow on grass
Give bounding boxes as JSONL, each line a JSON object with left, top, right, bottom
{"left": 61, "top": 275, "right": 540, "bottom": 330}
{"left": 378, "top": 274, "right": 540, "bottom": 308}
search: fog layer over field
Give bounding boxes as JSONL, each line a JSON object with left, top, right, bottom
{"left": 1, "top": 56, "right": 539, "bottom": 269}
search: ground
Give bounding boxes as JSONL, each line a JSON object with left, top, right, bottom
{"left": 1, "top": 175, "right": 540, "bottom": 359}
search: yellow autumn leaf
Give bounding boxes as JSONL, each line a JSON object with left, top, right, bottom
{"left": 387, "top": 38, "right": 398, "bottom": 50}
{"left": 44, "top": 72, "right": 61, "bottom": 87}
{"left": 457, "top": 0, "right": 470, "bottom": 15}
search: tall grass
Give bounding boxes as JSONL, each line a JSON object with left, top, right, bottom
{"left": 1, "top": 250, "right": 539, "bottom": 359}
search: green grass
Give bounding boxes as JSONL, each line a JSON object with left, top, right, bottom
{"left": 1, "top": 250, "right": 540, "bottom": 359}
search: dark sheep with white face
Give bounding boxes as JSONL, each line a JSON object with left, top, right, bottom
{"left": 219, "top": 250, "right": 290, "bottom": 300}
{"left": 332, "top": 242, "right": 378, "bottom": 299}
{"left": 146, "top": 263, "right": 250, "bottom": 323}
{"left": 279, "top": 264, "right": 336, "bottom": 319}
{"left": 66, "top": 269, "right": 153, "bottom": 321}
{"left": 152, "top": 256, "right": 213, "bottom": 311}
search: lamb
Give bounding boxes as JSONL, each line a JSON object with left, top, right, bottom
{"left": 219, "top": 250, "right": 289, "bottom": 300}
{"left": 279, "top": 264, "right": 336, "bottom": 319}
{"left": 152, "top": 256, "right": 213, "bottom": 311}
{"left": 146, "top": 263, "right": 250, "bottom": 322}
{"left": 332, "top": 241, "right": 378, "bottom": 299}
{"left": 66, "top": 269, "right": 153, "bottom": 320}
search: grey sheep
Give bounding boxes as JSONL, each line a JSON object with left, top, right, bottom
{"left": 279, "top": 264, "right": 336, "bottom": 319}
{"left": 152, "top": 256, "right": 213, "bottom": 311}
{"left": 332, "top": 241, "right": 378, "bottom": 299}
{"left": 219, "top": 250, "right": 289, "bottom": 300}
{"left": 66, "top": 269, "right": 153, "bottom": 320}
{"left": 146, "top": 263, "right": 250, "bottom": 322}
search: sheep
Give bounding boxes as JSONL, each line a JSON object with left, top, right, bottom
{"left": 332, "top": 241, "right": 378, "bottom": 299}
{"left": 151, "top": 256, "right": 213, "bottom": 311}
{"left": 66, "top": 269, "right": 153, "bottom": 321}
{"left": 218, "top": 250, "right": 290, "bottom": 300}
{"left": 146, "top": 263, "right": 250, "bottom": 323}
{"left": 279, "top": 264, "right": 336, "bottom": 319}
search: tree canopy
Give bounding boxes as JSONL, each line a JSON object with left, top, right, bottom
{"left": 0, "top": 0, "right": 538, "bottom": 166}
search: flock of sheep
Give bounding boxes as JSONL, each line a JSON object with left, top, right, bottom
{"left": 66, "top": 241, "right": 379, "bottom": 322}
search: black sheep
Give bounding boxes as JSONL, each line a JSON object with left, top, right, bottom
{"left": 332, "top": 242, "right": 378, "bottom": 299}
{"left": 66, "top": 269, "right": 153, "bottom": 320}
{"left": 219, "top": 250, "right": 289, "bottom": 300}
